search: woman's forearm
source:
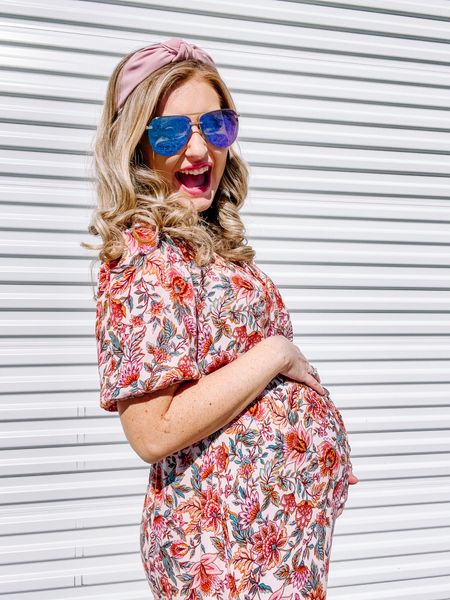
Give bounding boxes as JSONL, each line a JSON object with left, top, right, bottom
{"left": 154, "top": 335, "right": 287, "bottom": 462}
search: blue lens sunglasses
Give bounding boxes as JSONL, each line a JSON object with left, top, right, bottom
{"left": 145, "top": 108, "right": 239, "bottom": 157}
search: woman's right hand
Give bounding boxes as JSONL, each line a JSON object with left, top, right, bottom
{"left": 270, "top": 335, "right": 327, "bottom": 396}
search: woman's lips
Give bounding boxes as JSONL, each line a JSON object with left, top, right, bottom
{"left": 175, "top": 166, "right": 212, "bottom": 196}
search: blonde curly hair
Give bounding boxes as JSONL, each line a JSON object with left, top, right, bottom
{"left": 81, "top": 50, "right": 255, "bottom": 268}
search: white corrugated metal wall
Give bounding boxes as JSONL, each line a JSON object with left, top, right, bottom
{"left": 1, "top": 1, "right": 449, "bottom": 598}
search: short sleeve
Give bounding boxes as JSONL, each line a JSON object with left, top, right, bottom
{"left": 95, "top": 225, "right": 201, "bottom": 412}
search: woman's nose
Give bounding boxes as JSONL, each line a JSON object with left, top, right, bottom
{"left": 184, "top": 124, "right": 208, "bottom": 158}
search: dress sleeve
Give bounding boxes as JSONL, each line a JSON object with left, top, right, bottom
{"left": 95, "top": 225, "right": 201, "bottom": 412}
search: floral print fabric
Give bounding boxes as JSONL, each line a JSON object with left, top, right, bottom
{"left": 95, "top": 223, "right": 352, "bottom": 599}
{"left": 95, "top": 225, "right": 201, "bottom": 411}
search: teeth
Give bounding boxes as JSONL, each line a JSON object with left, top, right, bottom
{"left": 178, "top": 166, "right": 210, "bottom": 175}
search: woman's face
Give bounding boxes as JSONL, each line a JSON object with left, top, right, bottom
{"left": 140, "top": 76, "right": 229, "bottom": 213}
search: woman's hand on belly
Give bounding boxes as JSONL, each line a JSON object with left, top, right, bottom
{"left": 271, "top": 335, "right": 327, "bottom": 397}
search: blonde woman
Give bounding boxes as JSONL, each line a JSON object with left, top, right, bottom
{"left": 86, "top": 37, "right": 358, "bottom": 600}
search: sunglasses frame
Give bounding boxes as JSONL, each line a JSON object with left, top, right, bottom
{"left": 145, "top": 108, "right": 240, "bottom": 156}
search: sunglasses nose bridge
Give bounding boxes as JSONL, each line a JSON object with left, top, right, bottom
{"left": 185, "top": 118, "right": 207, "bottom": 146}
{"left": 188, "top": 116, "right": 202, "bottom": 133}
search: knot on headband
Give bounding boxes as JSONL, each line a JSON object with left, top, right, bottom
{"left": 116, "top": 37, "right": 217, "bottom": 111}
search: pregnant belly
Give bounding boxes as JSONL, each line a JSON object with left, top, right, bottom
{"left": 144, "top": 376, "right": 352, "bottom": 540}
{"left": 223, "top": 375, "right": 352, "bottom": 518}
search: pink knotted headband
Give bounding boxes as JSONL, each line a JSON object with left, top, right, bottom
{"left": 115, "top": 37, "right": 217, "bottom": 111}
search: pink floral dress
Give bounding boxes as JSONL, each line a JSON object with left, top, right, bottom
{"left": 95, "top": 223, "right": 352, "bottom": 600}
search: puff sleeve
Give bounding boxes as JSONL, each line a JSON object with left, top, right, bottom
{"left": 95, "top": 225, "right": 201, "bottom": 412}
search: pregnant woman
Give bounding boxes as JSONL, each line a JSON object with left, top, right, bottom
{"left": 90, "top": 37, "right": 358, "bottom": 599}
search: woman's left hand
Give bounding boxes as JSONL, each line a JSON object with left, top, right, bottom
{"left": 348, "top": 471, "right": 359, "bottom": 485}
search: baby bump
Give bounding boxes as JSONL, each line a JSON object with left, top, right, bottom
{"left": 235, "top": 377, "right": 352, "bottom": 519}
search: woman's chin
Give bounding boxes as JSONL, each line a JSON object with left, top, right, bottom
{"left": 177, "top": 186, "right": 214, "bottom": 212}
{"left": 190, "top": 196, "right": 214, "bottom": 213}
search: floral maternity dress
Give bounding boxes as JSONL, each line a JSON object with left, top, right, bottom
{"left": 95, "top": 223, "right": 352, "bottom": 600}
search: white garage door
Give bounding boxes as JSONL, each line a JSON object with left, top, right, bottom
{"left": 1, "top": 1, "right": 449, "bottom": 598}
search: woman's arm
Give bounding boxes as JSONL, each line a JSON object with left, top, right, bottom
{"left": 118, "top": 334, "right": 326, "bottom": 464}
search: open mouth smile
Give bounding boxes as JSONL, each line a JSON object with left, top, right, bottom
{"left": 175, "top": 165, "right": 212, "bottom": 195}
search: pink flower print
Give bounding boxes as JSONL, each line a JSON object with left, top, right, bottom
{"left": 147, "top": 345, "right": 171, "bottom": 363}
{"left": 170, "top": 541, "right": 190, "bottom": 558}
{"left": 109, "top": 297, "right": 126, "bottom": 329}
{"left": 201, "top": 487, "right": 222, "bottom": 533}
{"left": 333, "top": 405, "right": 347, "bottom": 431}
{"left": 131, "top": 223, "right": 158, "bottom": 250}
{"left": 230, "top": 273, "right": 257, "bottom": 302}
{"left": 130, "top": 314, "right": 144, "bottom": 328}
{"left": 316, "top": 511, "right": 329, "bottom": 528}
{"left": 200, "top": 451, "right": 215, "bottom": 481}
{"left": 245, "top": 331, "right": 263, "bottom": 350}
{"left": 317, "top": 440, "right": 341, "bottom": 478}
{"left": 183, "top": 313, "right": 197, "bottom": 337}
{"left": 152, "top": 514, "right": 168, "bottom": 540}
{"left": 282, "top": 382, "right": 302, "bottom": 412}
{"left": 304, "top": 388, "right": 329, "bottom": 422}
{"left": 97, "top": 262, "right": 110, "bottom": 297}
{"left": 252, "top": 520, "right": 288, "bottom": 573}
{"left": 239, "top": 488, "right": 261, "bottom": 528}
{"left": 247, "top": 397, "right": 265, "bottom": 421}
{"left": 291, "top": 563, "right": 312, "bottom": 590}
{"left": 232, "top": 325, "right": 248, "bottom": 344}
{"left": 117, "top": 360, "right": 141, "bottom": 388}
{"left": 166, "top": 270, "right": 194, "bottom": 305}
{"left": 215, "top": 443, "right": 229, "bottom": 472}
{"left": 283, "top": 425, "right": 312, "bottom": 470}
{"left": 280, "top": 492, "right": 296, "bottom": 515}
{"left": 306, "top": 583, "right": 326, "bottom": 600}
{"left": 296, "top": 500, "right": 313, "bottom": 528}
{"left": 198, "top": 324, "right": 214, "bottom": 360}
{"left": 205, "top": 349, "right": 237, "bottom": 375}
{"left": 189, "top": 553, "right": 222, "bottom": 595}
{"left": 177, "top": 354, "right": 198, "bottom": 379}
{"left": 171, "top": 508, "right": 185, "bottom": 529}
{"left": 238, "top": 461, "right": 256, "bottom": 480}
{"left": 150, "top": 300, "right": 164, "bottom": 316}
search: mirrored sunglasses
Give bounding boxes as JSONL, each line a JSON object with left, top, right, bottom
{"left": 145, "top": 108, "right": 239, "bottom": 157}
